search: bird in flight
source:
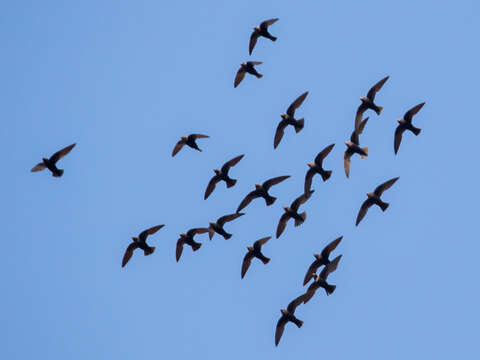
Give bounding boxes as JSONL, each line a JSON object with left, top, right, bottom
{"left": 208, "top": 212, "right": 245, "bottom": 240}
{"left": 241, "top": 236, "right": 271, "bottom": 279}
{"left": 304, "top": 143, "right": 335, "bottom": 194}
{"left": 394, "top": 102, "right": 425, "bottom": 154}
{"left": 172, "top": 134, "right": 209, "bottom": 157}
{"left": 176, "top": 227, "right": 209, "bottom": 262}
{"left": 275, "top": 295, "right": 305, "bottom": 346}
{"left": 303, "top": 236, "right": 343, "bottom": 286}
{"left": 204, "top": 154, "right": 244, "bottom": 199}
{"left": 274, "top": 91, "right": 309, "bottom": 149}
{"left": 122, "top": 225, "right": 165, "bottom": 267}
{"left": 355, "top": 76, "right": 389, "bottom": 131}
{"left": 234, "top": 61, "right": 263, "bottom": 88}
{"left": 236, "top": 175, "right": 290, "bottom": 212}
{"left": 249, "top": 18, "right": 279, "bottom": 55}
{"left": 31, "top": 143, "right": 76, "bottom": 177}
{"left": 276, "top": 190, "right": 314, "bottom": 238}
{"left": 302, "top": 255, "right": 342, "bottom": 303}
{"left": 344, "top": 117, "right": 369, "bottom": 178}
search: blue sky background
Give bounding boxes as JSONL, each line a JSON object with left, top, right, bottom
{"left": 3, "top": 1, "right": 480, "bottom": 359}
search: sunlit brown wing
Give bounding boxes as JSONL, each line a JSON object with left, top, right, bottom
{"left": 304, "top": 168, "right": 315, "bottom": 194}
{"left": 291, "top": 190, "right": 314, "bottom": 211}
{"left": 358, "top": 117, "right": 369, "bottom": 134}
{"left": 187, "top": 227, "right": 210, "bottom": 237}
{"left": 248, "top": 61, "right": 263, "bottom": 65}
{"left": 344, "top": 152, "right": 352, "bottom": 178}
{"left": 354, "top": 105, "right": 367, "bottom": 131}
{"left": 276, "top": 213, "right": 290, "bottom": 238}
{"left": 122, "top": 242, "right": 138, "bottom": 267}
{"left": 221, "top": 154, "right": 244, "bottom": 173}
{"left": 374, "top": 177, "right": 400, "bottom": 196}
{"left": 236, "top": 190, "right": 258, "bottom": 212}
{"left": 320, "top": 254, "right": 342, "bottom": 280}
{"left": 286, "top": 91, "right": 308, "bottom": 117}
{"left": 138, "top": 224, "right": 165, "bottom": 242}
{"left": 253, "top": 236, "right": 271, "bottom": 251}
{"left": 234, "top": 68, "right": 246, "bottom": 88}
{"left": 303, "top": 261, "right": 321, "bottom": 286}
{"left": 204, "top": 175, "right": 221, "bottom": 199}
{"left": 260, "top": 18, "right": 279, "bottom": 29}
{"left": 249, "top": 32, "right": 259, "bottom": 55}
{"left": 175, "top": 238, "right": 184, "bottom": 262}
{"left": 404, "top": 102, "right": 425, "bottom": 122}
{"left": 172, "top": 140, "right": 186, "bottom": 157}
{"left": 356, "top": 199, "right": 373, "bottom": 226}
{"left": 366, "top": 76, "right": 389, "bottom": 101}
{"left": 263, "top": 175, "right": 290, "bottom": 190}
{"left": 31, "top": 162, "right": 47, "bottom": 172}
{"left": 273, "top": 119, "right": 288, "bottom": 149}
{"left": 287, "top": 294, "right": 305, "bottom": 313}
{"left": 191, "top": 134, "right": 209, "bottom": 139}
{"left": 217, "top": 212, "right": 244, "bottom": 226}
{"left": 275, "top": 317, "right": 287, "bottom": 346}
{"left": 321, "top": 236, "right": 343, "bottom": 259}
{"left": 314, "top": 144, "right": 335, "bottom": 165}
{"left": 394, "top": 126, "right": 405, "bottom": 155}
{"left": 49, "top": 143, "right": 76, "bottom": 164}
{"left": 241, "top": 251, "right": 254, "bottom": 278}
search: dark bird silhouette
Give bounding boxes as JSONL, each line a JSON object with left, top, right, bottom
{"left": 172, "top": 134, "right": 209, "bottom": 157}
{"left": 121, "top": 225, "right": 165, "bottom": 267}
{"left": 274, "top": 91, "right": 309, "bottom": 149}
{"left": 304, "top": 143, "right": 335, "bottom": 193}
{"left": 204, "top": 154, "right": 244, "bottom": 199}
{"left": 234, "top": 61, "right": 263, "bottom": 88}
{"left": 355, "top": 76, "right": 389, "bottom": 131}
{"left": 344, "top": 117, "right": 369, "bottom": 178}
{"left": 241, "top": 236, "right": 271, "bottom": 279}
{"left": 302, "top": 255, "right": 342, "bottom": 303}
{"left": 31, "top": 143, "right": 76, "bottom": 177}
{"left": 275, "top": 295, "right": 305, "bottom": 346}
{"left": 303, "top": 236, "right": 343, "bottom": 286}
{"left": 276, "top": 190, "right": 314, "bottom": 238}
{"left": 176, "top": 227, "right": 209, "bottom": 262}
{"left": 208, "top": 212, "right": 245, "bottom": 240}
{"left": 236, "top": 175, "right": 290, "bottom": 212}
{"left": 394, "top": 102, "right": 425, "bottom": 154}
{"left": 249, "top": 18, "right": 278, "bottom": 55}
{"left": 356, "top": 177, "right": 400, "bottom": 226}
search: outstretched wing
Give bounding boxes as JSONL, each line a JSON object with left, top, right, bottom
{"left": 249, "top": 32, "right": 259, "bottom": 55}
{"left": 204, "top": 175, "right": 221, "bottom": 200}
{"left": 217, "top": 212, "right": 244, "bottom": 226}
{"left": 404, "top": 102, "right": 425, "bottom": 122}
{"left": 234, "top": 68, "right": 246, "bottom": 88}
{"left": 276, "top": 213, "right": 290, "bottom": 238}
{"left": 241, "top": 252, "right": 254, "bottom": 279}
{"left": 31, "top": 162, "right": 47, "bottom": 172}
{"left": 374, "top": 177, "right": 400, "bottom": 196}
{"left": 394, "top": 125, "right": 405, "bottom": 155}
{"left": 314, "top": 143, "right": 335, "bottom": 165}
{"left": 356, "top": 199, "right": 374, "bottom": 226}
{"left": 320, "top": 255, "right": 342, "bottom": 280}
{"left": 303, "top": 261, "right": 321, "bottom": 286}
{"left": 122, "top": 242, "right": 138, "bottom": 267}
{"left": 275, "top": 317, "right": 287, "bottom": 346}
{"left": 366, "top": 76, "right": 389, "bottom": 101}
{"left": 138, "top": 224, "right": 165, "bottom": 242}
{"left": 221, "top": 154, "right": 244, "bottom": 173}
{"left": 287, "top": 294, "right": 305, "bottom": 313}
{"left": 186, "top": 227, "right": 209, "bottom": 237}
{"left": 50, "top": 143, "right": 76, "bottom": 164}
{"left": 253, "top": 236, "right": 271, "bottom": 251}
{"left": 286, "top": 91, "right": 308, "bottom": 117}
{"left": 172, "top": 140, "right": 185, "bottom": 157}
{"left": 175, "top": 238, "right": 184, "bottom": 262}
{"left": 304, "top": 168, "right": 315, "bottom": 195}
{"left": 273, "top": 119, "right": 288, "bottom": 149}
{"left": 260, "top": 18, "right": 279, "bottom": 30}
{"left": 263, "top": 175, "right": 290, "bottom": 190}
{"left": 191, "top": 134, "right": 209, "bottom": 139}
{"left": 291, "top": 190, "right": 314, "bottom": 212}
{"left": 321, "top": 236, "right": 343, "bottom": 259}
{"left": 344, "top": 151, "right": 352, "bottom": 178}
{"left": 236, "top": 190, "right": 258, "bottom": 212}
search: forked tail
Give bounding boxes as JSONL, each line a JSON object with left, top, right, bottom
{"left": 320, "top": 170, "right": 332, "bottom": 181}
{"left": 293, "top": 318, "right": 304, "bottom": 328}
{"left": 376, "top": 106, "right": 383, "bottom": 115}
{"left": 360, "top": 147, "right": 369, "bottom": 159}
{"left": 144, "top": 246, "right": 155, "bottom": 256}
{"left": 412, "top": 126, "right": 421, "bottom": 136}
{"left": 53, "top": 169, "right": 64, "bottom": 177}
{"left": 325, "top": 283, "right": 336, "bottom": 295}
{"left": 265, "top": 194, "right": 277, "bottom": 206}
{"left": 379, "top": 201, "right": 389, "bottom": 212}
{"left": 226, "top": 177, "right": 237, "bottom": 188}
{"left": 192, "top": 242, "right": 202, "bottom": 251}
{"left": 294, "top": 119, "right": 304, "bottom": 133}
{"left": 294, "top": 212, "right": 306, "bottom": 226}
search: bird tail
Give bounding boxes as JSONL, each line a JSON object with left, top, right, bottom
{"left": 226, "top": 178, "right": 237, "bottom": 188}
{"left": 53, "top": 169, "right": 64, "bottom": 177}
{"left": 295, "top": 212, "right": 306, "bottom": 226}
{"left": 144, "top": 246, "right": 155, "bottom": 256}
{"left": 224, "top": 233, "right": 232, "bottom": 240}
{"left": 320, "top": 170, "right": 332, "bottom": 181}
{"left": 255, "top": 73, "right": 263, "bottom": 79}
{"left": 260, "top": 255, "right": 270, "bottom": 265}
{"left": 294, "top": 119, "right": 304, "bottom": 133}
{"left": 376, "top": 106, "right": 383, "bottom": 115}
{"left": 325, "top": 283, "right": 336, "bottom": 295}
{"left": 293, "top": 318, "right": 303, "bottom": 328}
{"left": 412, "top": 126, "right": 421, "bottom": 136}
{"left": 265, "top": 195, "right": 276, "bottom": 206}
{"left": 379, "top": 201, "right": 389, "bottom": 212}
{"left": 192, "top": 242, "right": 202, "bottom": 251}
{"left": 360, "top": 147, "right": 369, "bottom": 159}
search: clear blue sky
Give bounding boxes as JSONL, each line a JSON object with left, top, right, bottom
{"left": 3, "top": 1, "right": 479, "bottom": 359}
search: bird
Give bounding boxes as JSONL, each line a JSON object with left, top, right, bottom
{"left": 31, "top": 143, "right": 76, "bottom": 177}
{"left": 249, "top": 18, "right": 278, "bottom": 55}
{"left": 356, "top": 177, "right": 400, "bottom": 226}
{"left": 172, "top": 134, "right": 209, "bottom": 157}
{"left": 303, "top": 236, "right": 343, "bottom": 286}
{"left": 208, "top": 212, "right": 245, "bottom": 240}
{"left": 355, "top": 76, "right": 389, "bottom": 131}
{"left": 274, "top": 91, "right": 309, "bottom": 149}
{"left": 304, "top": 143, "right": 335, "bottom": 194}
{"left": 276, "top": 190, "right": 314, "bottom": 238}
{"left": 236, "top": 175, "right": 290, "bottom": 212}
{"left": 275, "top": 295, "right": 305, "bottom": 346}
{"left": 302, "top": 255, "right": 342, "bottom": 303}
{"left": 394, "top": 102, "right": 425, "bottom": 154}
{"left": 344, "top": 117, "right": 369, "bottom": 178}
{"left": 234, "top": 61, "right": 263, "bottom": 88}
{"left": 121, "top": 225, "right": 165, "bottom": 267}
{"left": 176, "top": 227, "right": 209, "bottom": 262}
{"left": 204, "top": 154, "right": 245, "bottom": 199}
{"left": 241, "top": 236, "right": 271, "bottom": 279}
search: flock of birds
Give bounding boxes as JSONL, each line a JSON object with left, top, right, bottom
{"left": 30, "top": 18, "right": 426, "bottom": 347}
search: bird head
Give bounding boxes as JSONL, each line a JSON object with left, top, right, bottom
{"left": 208, "top": 222, "right": 216, "bottom": 228}
{"left": 255, "top": 184, "right": 262, "bottom": 190}
{"left": 313, "top": 253, "right": 322, "bottom": 260}
{"left": 280, "top": 113, "right": 288, "bottom": 120}
{"left": 307, "top": 162, "right": 315, "bottom": 168}
{"left": 345, "top": 141, "right": 353, "bottom": 147}
{"left": 131, "top": 236, "right": 139, "bottom": 242}
{"left": 213, "top": 169, "right": 221, "bottom": 175}
{"left": 397, "top": 119, "right": 404, "bottom": 124}
{"left": 179, "top": 233, "right": 186, "bottom": 238}
{"left": 253, "top": 26, "right": 260, "bottom": 31}
{"left": 42, "top": 157, "right": 49, "bottom": 163}
{"left": 282, "top": 206, "right": 289, "bottom": 212}
{"left": 241, "top": 62, "right": 246, "bottom": 67}
{"left": 180, "top": 136, "right": 187, "bottom": 141}
{"left": 247, "top": 245, "right": 254, "bottom": 251}
{"left": 366, "top": 192, "right": 375, "bottom": 198}
{"left": 280, "top": 309, "right": 288, "bottom": 315}
{"left": 360, "top": 96, "right": 369, "bottom": 102}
